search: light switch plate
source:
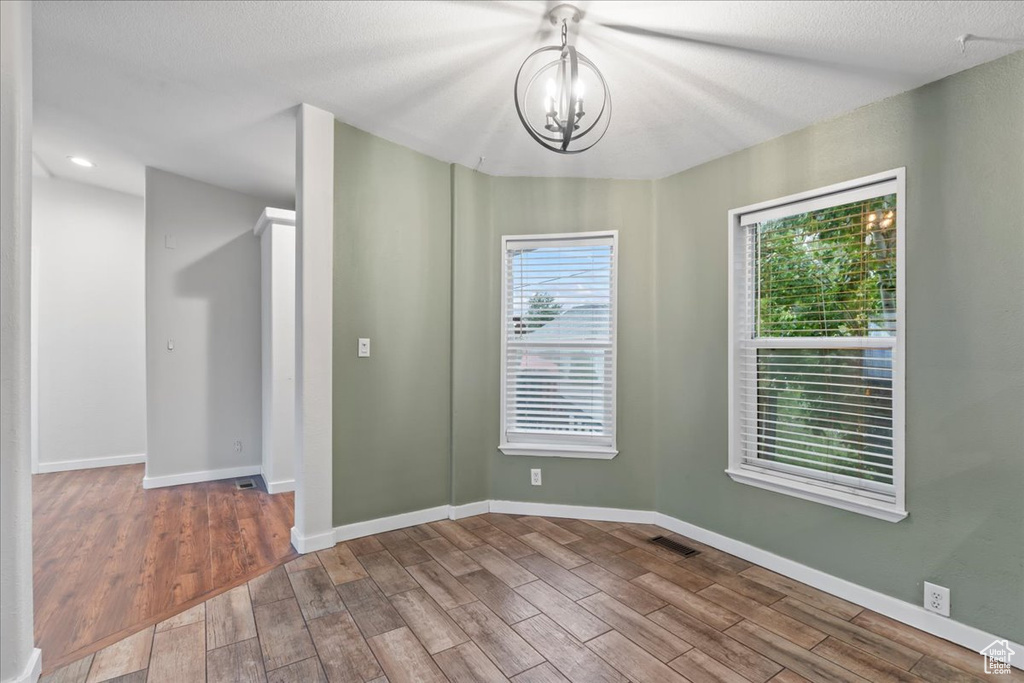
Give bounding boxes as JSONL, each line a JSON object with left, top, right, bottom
{"left": 358, "top": 338, "right": 370, "bottom": 357}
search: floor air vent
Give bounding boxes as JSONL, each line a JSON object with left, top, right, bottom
{"left": 235, "top": 478, "right": 256, "bottom": 490}
{"left": 650, "top": 536, "right": 700, "bottom": 558}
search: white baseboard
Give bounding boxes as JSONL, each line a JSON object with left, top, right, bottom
{"left": 449, "top": 501, "right": 490, "bottom": 519}
{"left": 142, "top": 464, "right": 261, "bottom": 489}
{"left": 36, "top": 453, "right": 145, "bottom": 474}
{"left": 489, "top": 500, "right": 657, "bottom": 525}
{"left": 264, "top": 478, "right": 295, "bottom": 494}
{"left": 5, "top": 647, "right": 41, "bottom": 683}
{"left": 290, "top": 526, "right": 335, "bottom": 554}
{"left": 334, "top": 505, "right": 450, "bottom": 542}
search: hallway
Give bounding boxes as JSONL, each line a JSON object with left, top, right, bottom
{"left": 33, "top": 464, "right": 295, "bottom": 673}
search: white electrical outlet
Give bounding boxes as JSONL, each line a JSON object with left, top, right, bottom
{"left": 924, "top": 581, "right": 950, "bottom": 616}
{"left": 531, "top": 469, "right": 542, "bottom": 486}
{"left": 233, "top": 440, "right": 243, "bottom": 453}
{"left": 358, "top": 338, "right": 371, "bottom": 357}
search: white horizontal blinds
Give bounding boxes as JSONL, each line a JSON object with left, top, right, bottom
{"left": 738, "top": 348, "right": 895, "bottom": 494}
{"left": 504, "top": 235, "right": 615, "bottom": 446}
{"left": 739, "top": 181, "right": 898, "bottom": 498}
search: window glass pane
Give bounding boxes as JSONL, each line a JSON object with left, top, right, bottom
{"left": 733, "top": 176, "right": 903, "bottom": 510}
{"left": 503, "top": 239, "right": 615, "bottom": 445}
{"left": 507, "top": 245, "right": 613, "bottom": 343}
{"left": 754, "top": 194, "right": 897, "bottom": 338}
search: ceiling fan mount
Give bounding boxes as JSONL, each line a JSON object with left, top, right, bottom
{"left": 547, "top": 3, "right": 582, "bottom": 26}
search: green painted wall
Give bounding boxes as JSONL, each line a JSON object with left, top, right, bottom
{"left": 332, "top": 121, "right": 453, "bottom": 525}
{"left": 653, "top": 51, "right": 1024, "bottom": 640}
{"left": 332, "top": 52, "right": 1023, "bottom": 639}
{"left": 450, "top": 165, "right": 494, "bottom": 505}
{"left": 453, "top": 175, "right": 657, "bottom": 510}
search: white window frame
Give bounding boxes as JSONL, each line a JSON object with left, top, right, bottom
{"left": 726, "top": 169, "right": 907, "bottom": 522}
{"left": 499, "top": 230, "right": 619, "bottom": 459}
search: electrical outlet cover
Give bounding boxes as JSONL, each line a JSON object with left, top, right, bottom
{"left": 531, "top": 469, "right": 542, "bottom": 486}
{"left": 924, "top": 581, "right": 950, "bottom": 617}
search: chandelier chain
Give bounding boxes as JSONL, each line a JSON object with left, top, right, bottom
{"left": 560, "top": 19, "right": 567, "bottom": 47}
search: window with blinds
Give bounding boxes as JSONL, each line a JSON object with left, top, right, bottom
{"left": 500, "top": 232, "right": 618, "bottom": 459}
{"left": 728, "top": 171, "right": 906, "bottom": 521}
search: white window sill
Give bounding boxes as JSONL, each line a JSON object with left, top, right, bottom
{"left": 499, "top": 444, "right": 618, "bottom": 460}
{"left": 725, "top": 467, "right": 907, "bottom": 523}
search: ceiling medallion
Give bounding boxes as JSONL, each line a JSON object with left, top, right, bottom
{"left": 514, "top": 3, "right": 611, "bottom": 154}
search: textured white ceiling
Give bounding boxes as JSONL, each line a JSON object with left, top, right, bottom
{"left": 32, "top": 1, "right": 1024, "bottom": 202}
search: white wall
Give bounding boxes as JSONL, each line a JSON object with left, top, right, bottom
{"left": 144, "top": 168, "right": 272, "bottom": 487}
{"left": 291, "top": 104, "right": 334, "bottom": 553}
{"left": 32, "top": 178, "right": 146, "bottom": 472}
{"left": 1, "top": 0, "right": 41, "bottom": 680}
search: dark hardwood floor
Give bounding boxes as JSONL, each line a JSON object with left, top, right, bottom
{"left": 33, "top": 463, "right": 296, "bottom": 674}
{"left": 39, "top": 513, "right": 1019, "bottom": 683}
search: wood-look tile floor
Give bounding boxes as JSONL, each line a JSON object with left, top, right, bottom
{"left": 39, "top": 513, "right": 1020, "bottom": 683}
{"left": 33, "top": 464, "right": 296, "bottom": 674}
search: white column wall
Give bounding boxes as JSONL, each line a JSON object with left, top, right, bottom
{"left": 255, "top": 208, "right": 296, "bottom": 493}
{"left": 291, "top": 104, "right": 335, "bottom": 552}
{"left": 0, "top": 0, "right": 41, "bottom": 680}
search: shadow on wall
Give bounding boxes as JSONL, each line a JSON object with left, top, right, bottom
{"left": 175, "top": 231, "right": 262, "bottom": 471}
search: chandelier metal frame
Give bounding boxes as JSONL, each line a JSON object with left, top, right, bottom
{"left": 513, "top": 4, "right": 611, "bottom": 154}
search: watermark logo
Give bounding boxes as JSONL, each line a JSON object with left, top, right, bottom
{"left": 980, "top": 639, "right": 1015, "bottom": 675}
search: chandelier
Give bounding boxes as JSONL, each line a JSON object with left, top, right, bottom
{"left": 513, "top": 4, "right": 611, "bottom": 154}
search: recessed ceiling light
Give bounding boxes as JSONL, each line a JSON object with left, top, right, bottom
{"left": 67, "top": 156, "right": 95, "bottom": 168}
